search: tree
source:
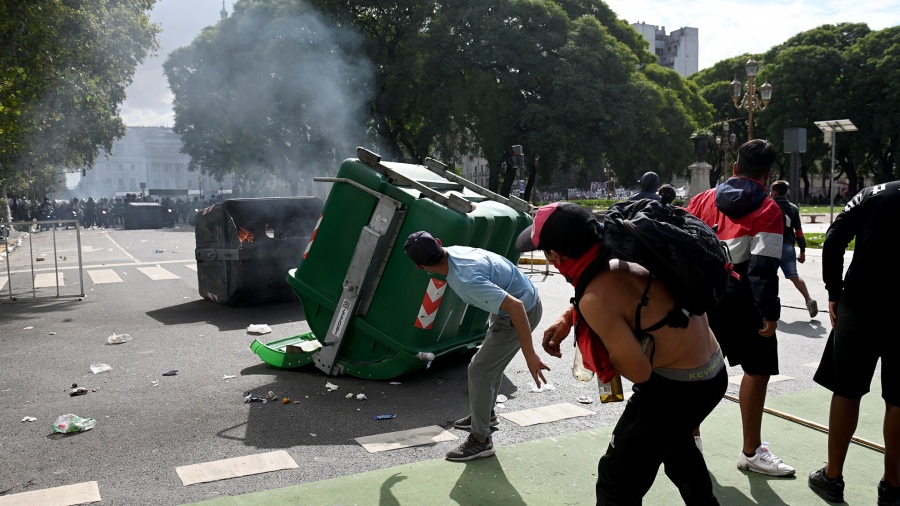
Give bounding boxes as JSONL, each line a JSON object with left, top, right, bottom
{"left": 165, "top": 0, "right": 372, "bottom": 196}
{"left": 0, "top": 0, "right": 160, "bottom": 196}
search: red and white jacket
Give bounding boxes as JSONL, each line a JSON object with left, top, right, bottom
{"left": 687, "top": 177, "right": 783, "bottom": 322}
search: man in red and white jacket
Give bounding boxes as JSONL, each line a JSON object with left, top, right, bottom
{"left": 687, "top": 139, "right": 794, "bottom": 477}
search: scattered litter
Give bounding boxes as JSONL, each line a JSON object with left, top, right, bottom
{"left": 345, "top": 393, "right": 354, "bottom": 399}
{"left": 90, "top": 364, "right": 112, "bottom": 374}
{"left": 496, "top": 404, "right": 505, "bottom": 409}
{"left": 69, "top": 387, "right": 88, "bottom": 396}
{"left": 293, "top": 401, "right": 301, "bottom": 404}
{"left": 71, "top": 383, "right": 78, "bottom": 388}
{"left": 243, "top": 392, "right": 267, "bottom": 403}
{"left": 356, "top": 394, "right": 367, "bottom": 401}
{"left": 310, "top": 433, "right": 317, "bottom": 437}
{"left": 416, "top": 351, "right": 435, "bottom": 361}
{"left": 281, "top": 398, "right": 290, "bottom": 404}
{"left": 23, "top": 326, "right": 33, "bottom": 331}
{"left": 246, "top": 324, "right": 272, "bottom": 335}
{"left": 153, "top": 249, "right": 166, "bottom": 253}
{"left": 21, "top": 416, "right": 37, "bottom": 422}
{"left": 151, "top": 380, "right": 160, "bottom": 387}
{"left": 389, "top": 382, "right": 401, "bottom": 385}
{"left": 48, "top": 332, "right": 57, "bottom": 336}
{"left": 296, "top": 340, "right": 322, "bottom": 352}
{"left": 325, "top": 382, "right": 339, "bottom": 391}
{"left": 52, "top": 414, "right": 96, "bottom": 433}
{"left": 577, "top": 395, "right": 594, "bottom": 404}
{"left": 36, "top": 257, "right": 46, "bottom": 261}
{"left": 496, "top": 394, "right": 508, "bottom": 403}
{"left": 162, "top": 369, "right": 179, "bottom": 376}
{"left": 372, "top": 414, "right": 396, "bottom": 420}
{"left": 266, "top": 391, "right": 277, "bottom": 401}
{"left": 106, "top": 333, "right": 131, "bottom": 344}
{"left": 531, "top": 382, "right": 556, "bottom": 393}
{"left": 223, "top": 374, "right": 236, "bottom": 380}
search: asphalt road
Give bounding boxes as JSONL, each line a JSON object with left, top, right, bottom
{"left": 0, "top": 222, "right": 837, "bottom": 505}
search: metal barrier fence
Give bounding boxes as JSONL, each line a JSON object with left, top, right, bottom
{"left": 1, "top": 220, "right": 85, "bottom": 301}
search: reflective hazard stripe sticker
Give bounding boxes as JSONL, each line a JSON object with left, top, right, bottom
{"left": 303, "top": 215, "right": 323, "bottom": 260}
{"left": 415, "top": 279, "right": 447, "bottom": 329}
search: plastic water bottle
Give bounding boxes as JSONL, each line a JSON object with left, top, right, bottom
{"left": 572, "top": 346, "right": 595, "bottom": 382}
{"left": 106, "top": 333, "right": 131, "bottom": 344}
{"left": 598, "top": 374, "right": 624, "bottom": 403}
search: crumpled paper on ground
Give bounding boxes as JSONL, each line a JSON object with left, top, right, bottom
{"left": 246, "top": 324, "right": 272, "bottom": 334}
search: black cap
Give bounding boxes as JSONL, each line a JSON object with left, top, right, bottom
{"left": 515, "top": 202, "right": 599, "bottom": 256}
{"left": 404, "top": 231, "right": 443, "bottom": 266}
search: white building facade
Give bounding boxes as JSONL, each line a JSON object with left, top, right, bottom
{"left": 631, "top": 22, "right": 699, "bottom": 77}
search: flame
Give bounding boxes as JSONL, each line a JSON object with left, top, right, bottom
{"left": 238, "top": 226, "right": 254, "bottom": 244}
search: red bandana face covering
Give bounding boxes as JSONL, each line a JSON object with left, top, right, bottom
{"left": 552, "top": 243, "right": 618, "bottom": 383}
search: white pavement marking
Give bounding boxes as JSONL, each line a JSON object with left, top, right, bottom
{"left": 87, "top": 269, "right": 124, "bottom": 285}
{"left": 175, "top": 450, "right": 298, "bottom": 486}
{"left": 102, "top": 232, "right": 138, "bottom": 263}
{"left": 0, "top": 276, "right": 6, "bottom": 292}
{"left": 356, "top": 425, "right": 458, "bottom": 454}
{"left": 501, "top": 402, "right": 595, "bottom": 427}
{"left": 0, "top": 480, "right": 101, "bottom": 506}
{"left": 183, "top": 263, "right": 198, "bottom": 272}
{"left": 728, "top": 374, "right": 794, "bottom": 386}
{"left": 137, "top": 266, "right": 180, "bottom": 280}
{"left": 34, "top": 272, "right": 64, "bottom": 288}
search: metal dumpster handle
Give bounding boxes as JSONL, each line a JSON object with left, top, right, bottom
{"left": 422, "top": 156, "right": 532, "bottom": 213}
{"left": 354, "top": 147, "right": 475, "bottom": 214}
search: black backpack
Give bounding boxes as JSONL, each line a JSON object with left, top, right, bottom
{"left": 601, "top": 199, "right": 734, "bottom": 325}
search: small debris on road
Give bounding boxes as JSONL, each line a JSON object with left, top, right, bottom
{"left": 246, "top": 324, "right": 272, "bottom": 334}
{"left": 162, "top": 370, "right": 179, "bottom": 376}
{"left": 69, "top": 387, "right": 88, "bottom": 396}
{"left": 106, "top": 333, "right": 131, "bottom": 344}
{"left": 577, "top": 395, "right": 594, "bottom": 404}
{"left": 372, "top": 414, "right": 396, "bottom": 420}
{"left": 356, "top": 394, "right": 367, "bottom": 401}
{"left": 90, "top": 364, "right": 112, "bottom": 374}
{"left": 21, "top": 416, "right": 37, "bottom": 422}
{"left": 325, "top": 382, "right": 339, "bottom": 391}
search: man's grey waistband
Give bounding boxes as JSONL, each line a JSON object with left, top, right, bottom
{"left": 653, "top": 347, "right": 724, "bottom": 382}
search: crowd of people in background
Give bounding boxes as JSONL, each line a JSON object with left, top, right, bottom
{"left": 5, "top": 194, "right": 226, "bottom": 230}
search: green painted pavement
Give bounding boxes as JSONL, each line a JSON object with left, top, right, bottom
{"left": 183, "top": 382, "right": 886, "bottom": 506}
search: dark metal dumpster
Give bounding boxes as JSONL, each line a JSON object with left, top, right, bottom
{"left": 194, "top": 197, "right": 324, "bottom": 306}
{"left": 124, "top": 202, "right": 164, "bottom": 229}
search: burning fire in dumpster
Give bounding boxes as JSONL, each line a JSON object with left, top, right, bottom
{"left": 238, "top": 226, "right": 254, "bottom": 245}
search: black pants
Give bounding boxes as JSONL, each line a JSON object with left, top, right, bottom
{"left": 596, "top": 369, "right": 727, "bottom": 506}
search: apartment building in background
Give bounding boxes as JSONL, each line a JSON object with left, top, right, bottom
{"left": 631, "top": 22, "right": 699, "bottom": 77}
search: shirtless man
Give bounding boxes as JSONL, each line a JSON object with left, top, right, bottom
{"left": 517, "top": 202, "right": 726, "bottom": 505}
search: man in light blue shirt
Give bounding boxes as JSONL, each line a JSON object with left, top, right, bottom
{"left": 404, "top": 231, "right": 546, "bottom": 462}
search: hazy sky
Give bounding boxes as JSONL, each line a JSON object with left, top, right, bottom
{"left": 119, "top": 0, "right": 900, "bottom": 127}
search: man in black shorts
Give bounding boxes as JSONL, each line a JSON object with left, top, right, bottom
{"left": 687, "top": 140, "right": 793, "bottom": 476}
{"left": 808, "top": 181, "right": 900, "bottom": 505}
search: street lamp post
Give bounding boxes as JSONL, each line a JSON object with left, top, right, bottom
{"left": 713, "top": 122, "right": 737, "bottom": 187}
{"left": 814, "top": 119, "right": 858, "bottom": 223}
{"left": 730, "top": 58, "right": 773, "bottom": 140}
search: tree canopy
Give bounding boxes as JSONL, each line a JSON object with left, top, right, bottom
{"left": 691, "top": 22, "right": 899, "bottom": 196}
{"left": 172, "top": 0, "right": 711, "bottom": 198}
{"left": 0, "top": 0, "right": 160, "bottom": 195}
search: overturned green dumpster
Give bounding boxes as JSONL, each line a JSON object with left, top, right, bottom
{"left": 251, "top": 147, "right": 533, "bottom": 380}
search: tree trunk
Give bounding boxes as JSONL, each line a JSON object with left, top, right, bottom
{"left": 523, "top": 162, "right": 537, "bottom": 203}
{"left": 800, "top": 164, "right": 810, "bottom": 201}
{"left": 1, "top": 186, "right": 11, "bottom": 224}
{"left": 498, "top": 162, "right": 517, "bottom": 198}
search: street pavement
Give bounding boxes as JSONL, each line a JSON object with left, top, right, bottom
{"left": 0, "top": 217, "right": 885, "bottom": 505}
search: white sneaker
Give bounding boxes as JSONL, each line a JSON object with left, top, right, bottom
{"left": 807, "top": 299, "right": 819, "bottom": 318}
{"left": 737, "top": 445, "right": 795, "bottom": 476}
{"left": 694, "top": 436, "right": 703, "bottom": 453}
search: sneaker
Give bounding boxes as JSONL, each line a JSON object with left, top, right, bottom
{"left": 453, "top": 411, "right": 498, "bottom": 430}
{"left": 808, "top": 467, "right": 844, "bottom": 503}
{"left": 694, "top": 436, "right": 703, "bottom": 453}
{"left": 807, "top": 299, "right": 819, "bottom": 318}
{"left": 736, "top": 445, "right": 796, "bottom": 477}
{"left": 879, "top": 479, "right": 900, "bottom": 506}
{"left": 445, "top": 434, "right": 495, "bottom": 461}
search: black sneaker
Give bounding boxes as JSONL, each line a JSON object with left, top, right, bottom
{"left": 808, "top": 467, "right": 844, "bottom": 503}
{"left": 446, "top": 434, "right": 495, "bottom": 461}
{"left": 879, "top": 480, "right": 900, "bottom": 506}
{"left": 453, "top": 411, "right": 498, "bottom": 430}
